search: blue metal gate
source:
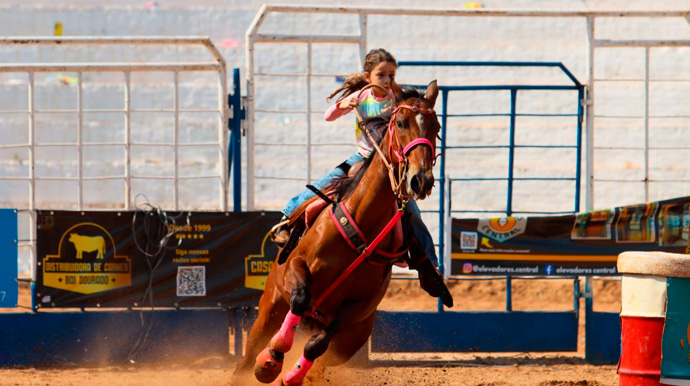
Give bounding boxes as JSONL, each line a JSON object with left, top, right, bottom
{"left": 370, "top": 61, "right": 612, "bottom": 359}
{"left": 398, "top": 61, "right": 584, "bottom": 278}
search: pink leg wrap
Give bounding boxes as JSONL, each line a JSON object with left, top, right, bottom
{"left": 282, "top": 354, "right": 314, "bottom": 386}
{"left": 270, "top": 311, "right": 302, "bottom": 353}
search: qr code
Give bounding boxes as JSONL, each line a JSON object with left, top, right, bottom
{"left": 177, "top": 266, "right": 206, "bottom": 297}
{"left": 460, "top": 232, "right": 478, "bottom": 250}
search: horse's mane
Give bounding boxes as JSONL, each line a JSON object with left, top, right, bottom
{"left": 329, "top": 87, "right": 425, "bottom": 201}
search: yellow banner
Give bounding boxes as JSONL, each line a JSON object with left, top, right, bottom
{"left": 42, "top": 222, "right": 132, "bottom": 295}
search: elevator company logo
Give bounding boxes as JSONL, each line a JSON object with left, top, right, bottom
{"left": 477, "top": 217, "right": 527, "bottom": 243}
{"left": 244, "top": 231, "right": 278, "bottom": 291}
{"left": 43, "top": 222, "right": 131, "bottom": 294}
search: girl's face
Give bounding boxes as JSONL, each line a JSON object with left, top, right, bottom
{"left": 365, "top": 61, "right": 396, "bottom": 97}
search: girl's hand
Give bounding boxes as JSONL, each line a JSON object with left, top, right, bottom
{"left": 339, "top": 98, "right": 359, "bottom": 110}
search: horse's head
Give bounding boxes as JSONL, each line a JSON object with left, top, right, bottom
{"left": 388, "top": 80, "right": 440, "bottom": 200}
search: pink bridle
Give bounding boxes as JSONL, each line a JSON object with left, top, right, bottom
{"left": 386, "top": 104, "right": 437, "bottom": 164}
{"left": 351, "top": 84, "right": 439, "bottom": 198}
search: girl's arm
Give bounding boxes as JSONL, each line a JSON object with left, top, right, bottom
{"left": 323, "top": 92, "right": 359, "bottom": 121}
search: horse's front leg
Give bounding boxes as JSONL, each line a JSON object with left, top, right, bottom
{"left": 277, "top": 289, "right": 383, "bottom": 386}
{"left": 254, "top": 256, "right": 311, "bottom": 383}
{"left": 276, "top": 319, "right": 341, "bottom": 386}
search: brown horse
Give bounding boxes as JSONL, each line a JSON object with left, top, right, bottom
{"left": 232, "top": 81, "right": 447, "bottom": 386}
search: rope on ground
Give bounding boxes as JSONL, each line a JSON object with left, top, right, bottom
{"left": 126, "top": 194, "right": 190, "bottom": 363}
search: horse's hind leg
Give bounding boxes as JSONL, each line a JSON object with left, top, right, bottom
{"left": 320, "top": 311, "right": 376, "bottom": 367}
{"left": 254, "top": 257, "right": 311, "bottom": 383}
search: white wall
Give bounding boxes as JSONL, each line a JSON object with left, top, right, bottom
{"left": 3, "top": 1, "right": 690, "bottom": 273}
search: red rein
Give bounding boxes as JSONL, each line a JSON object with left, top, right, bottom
{"left": 312, "top": 209, "right": 405, "bottom": 313}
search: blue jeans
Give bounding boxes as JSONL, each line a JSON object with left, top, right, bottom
{"left": 281, "top": 153, "right": 365, "bottom": 217}
{"left": 281, "top": 153, "right": 437, "bottom": 266}
{"left": 405, "top": 200, "right": 438, "bottom": 266}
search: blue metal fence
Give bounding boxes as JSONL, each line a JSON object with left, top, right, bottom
{"left": 398, "top": 61, "right": 585, "bottom": 283}
{"left": 374, "top": 62, "right": 617, "bottom": 361}
{"left": 228, "top": 68, "right": 245, "bottom": 212}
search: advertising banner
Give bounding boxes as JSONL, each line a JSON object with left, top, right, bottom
{"left": 451, "top": 196, "right": 689, "bottom": 276}
{"left": 35, "top": 210, "right": 281, "bottom": 308}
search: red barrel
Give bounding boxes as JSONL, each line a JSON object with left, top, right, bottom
{"left": 619, "top": 315, "right": 663, "bottom": 385}
{"left": 617, "top": 252, "right": 683, "bottom": 386}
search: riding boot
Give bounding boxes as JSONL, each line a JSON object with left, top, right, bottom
{"left": 403, "top": 201, "right": 453, "bottom": 308}
{"left": 404, "top": 201, "right": 439, "bottom": 265}
{"left": 405, "top": 235, "right": 453, "bottom": 308}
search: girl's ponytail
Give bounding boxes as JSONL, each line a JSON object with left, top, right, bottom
{"left": 327, "top": 73, "right": 368, "bottom": 103}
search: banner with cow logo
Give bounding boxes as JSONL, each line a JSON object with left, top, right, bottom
{"left": 35, "top": 210, "right": 281, "bottom": 308}
{"left": 451, "top": 196, "right": 690, "bottom": 276}
{"left": 42, "top": 221, "right": 132, "bottom": 294}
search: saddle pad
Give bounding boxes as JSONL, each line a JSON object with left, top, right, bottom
{"left": 305, "top": 197, "right": 331, "bottom": 228}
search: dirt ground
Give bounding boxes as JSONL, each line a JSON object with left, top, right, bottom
{"left": 0, "top": 277, "right": 621, "bottom": 386}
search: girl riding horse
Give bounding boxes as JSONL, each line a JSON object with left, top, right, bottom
{"left": 272, "top": 49, "right": 438, "bottom": 271}
{"left": 233, "top": 80, "right": 452, "bottom": 386}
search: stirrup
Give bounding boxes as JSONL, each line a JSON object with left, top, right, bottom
{"left": 270, "top": 218, "right": 290, "bottom": 242}
{"left": 274, "top": 228, "right": 291, "bottom": 245}
{"left": 278, "top": 220, "right": 306, "bottom": 265}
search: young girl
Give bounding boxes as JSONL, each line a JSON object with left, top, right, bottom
{"left": 274, "top": 48, "right": 438, "bottom": 267}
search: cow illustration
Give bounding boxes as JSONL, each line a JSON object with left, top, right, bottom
{"left": 68, "top": 233, "right": 106, "bottom": 260}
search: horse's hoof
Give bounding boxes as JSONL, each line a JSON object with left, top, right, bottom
{"left": 279, "top": 376, "right": 303, "bottom": 386}
{"left": 254, "top": 347, "right": 283, "bottom": 383}
{"left": 274, "top": 378, "right": 303, "bottom": 386}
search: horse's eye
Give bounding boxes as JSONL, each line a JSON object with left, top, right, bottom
{"left": 397, "top": 120, "right": 405, "bottom": 129}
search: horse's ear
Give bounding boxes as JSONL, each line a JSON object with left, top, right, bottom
{"left": 424, "top": 80, "right": 439, "bottom": 107}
